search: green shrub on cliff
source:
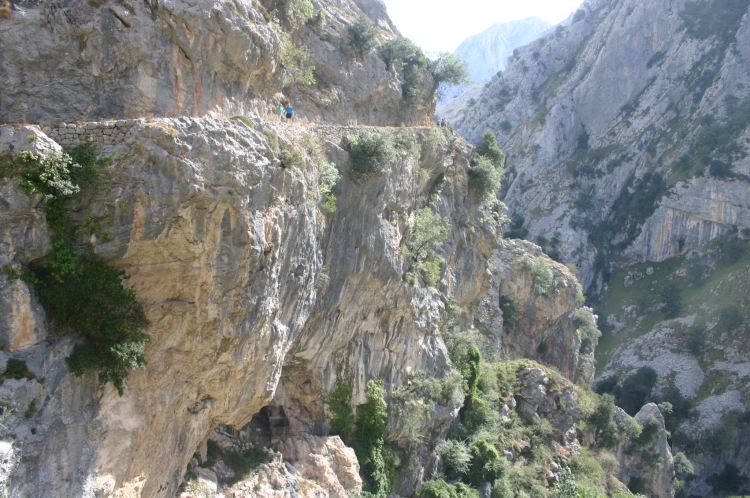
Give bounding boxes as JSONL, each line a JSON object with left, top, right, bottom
{"left": 346, "top": 131, "right": 396, "bottom": 179}
{"left": 528, "top": 257, "right": 557, "bottom": 296}
{"left": 430, "top": 53, "right": 469, "bottom": 91}
{"left": 380, "top": 37, "right": 432, "bottom": 103}
{"left": 327, "top": 370, "right": 354, "bottom": 442}
{"left": 281, "top": 39, "right": 316, "bottom": 87}
{"left": 347, "top": 17, "right": 379, "bottom": 58}
{"left": 404, "top": 207, "right": 450, "bottom": 286}
{"left": 354, "top": 379, "right": 391, "bottom": 496}
{"left": 419, "top": 479, "right": 479, "bottom": 498}
{"left": 318, "top": 159, "right": 340, "bottom": 213}
{"left": 8, "top": 144, "right": 149, "bottom": 394}
{"left": 469, "top": 132, "right": 505, "bottom": 201}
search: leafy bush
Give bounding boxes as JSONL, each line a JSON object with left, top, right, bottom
{"left": 273, "top": 0, "right": 314, "bottom": 25}
{"left": 575, "top": 308, "right": 601, "bottom": 356}
{"left": 345, "top": 131, "right": 395, "bottom": 179}
{"left": 467, "top": 439, "right": 503, "bottom": 486}
{"left": 391, "top": 372, "right": 465, "bottom": 444}
{"left": 10, "top": 150, "right": 80, "bottom": 200}
{"left": 629, "top": 417, "right": 659, "bottom": 452}
{"left": 380, "top": 37, "right": 431, "bottom": 102}
{"left": 673, "top": 452, "right": 694, "bottom": 476}
{"left": 9, "top": 146, "right": 149, "bottom": 395}
{"left": 281, "top": 40, "right": 316, "bottom": 87}
{"left": 469, "top": 132, "right": 505, "bottom": 203}
{"left": 419, "top": 479, "right": 479, "bottom": 498}
{"left": 327, "top": 371, "right": 354, "bottom": 442}
{"left": 39, "top": 249, "right": 150, "bottom": 394}
{"left": 436, "top": 440, "right": 471, "bottom": 480}
{"left": 354, "top": 379, "right": 391, "bottom": 496}
{"left": 2, "top": 358, "right": 32, "bottom": 380}
{"left": 280, "top": 148, "right": 305, "bottom": 168}
{"left": 621, "top": 415, "right": 643, "bottom": 443}
{"left": 588, "top": 394, "right": 620, "bottom": 448}
{"left": 529, "top": 257, "right": 556, "bottom": 296}
{"left": 491, "top": 477, "right": 513, "bottom": 498}
{"left": 318, "top": 160, "right": 340, "bottom": 213}
{"left": 347, "top": 18, "right": 379, "bottom": 57}
{"left": 476, "top": 132, "right": 506, "bottom": 171}
{"left": 430, "top": 53, "right": 468, "bottom": 91}
{"left": 405, "top": 207, "right": 450, "bottom": 286}
{"left": 468, "top": 157, "right": 502, "bottom": 200}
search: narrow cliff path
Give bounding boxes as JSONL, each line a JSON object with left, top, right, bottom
{"left": 35, "top": 115, "right": 450, "bottom": 152}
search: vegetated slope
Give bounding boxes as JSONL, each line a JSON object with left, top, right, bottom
{"left": 455, "top": 0, "right": 750, "bottom": 495}
{"left": 0, "top": 1, "right": 676, "bottom": 498}
{"left": 437, "top": 17, "right": 552, "bottom": 121}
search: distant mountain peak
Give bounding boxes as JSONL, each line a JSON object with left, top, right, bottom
{"left": 437, "top": 17, "right": 552, "bottom": 119}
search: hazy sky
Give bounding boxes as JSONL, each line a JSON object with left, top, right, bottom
{"left": 381, "top": 0, "right": 584, "bottom": 53}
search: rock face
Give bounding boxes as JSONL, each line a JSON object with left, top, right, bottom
{"left": 454, "top": 0, "right": 750, "bottom": 494}
{"left": 456, "top": 0, "right": 750, "bottom": 290}
{"left": 616, "top": 404, "right": 675, "bottom": 498}
{"left": 0, "top": 118, "right": 595, "bottom": 497}
{"left": 0, "top": 0, "right": 432, "bottom": 126}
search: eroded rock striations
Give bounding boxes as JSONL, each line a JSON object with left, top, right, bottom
{"left": 0, "top": 0, "right": 432, "bottom": 126}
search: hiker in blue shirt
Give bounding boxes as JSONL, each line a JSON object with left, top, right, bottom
{"left": 285, "top": 103, "right": 294, "bottom": 121}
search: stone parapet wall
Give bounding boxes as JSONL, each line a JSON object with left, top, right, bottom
{"left": 41, "top": 120, "right": 141, "bottom": 148}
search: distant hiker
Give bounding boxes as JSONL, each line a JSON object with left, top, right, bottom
{"left": 275, "top": 102, "right": 285, "bottom": 121}
{"left": 286, "top": 103, "right": 294, "bottom": 121}
{"left": 441, "top": 118, "right": 448, "bottom": 128}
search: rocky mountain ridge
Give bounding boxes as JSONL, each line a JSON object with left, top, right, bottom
{"left": 454, "top": 0, "right": 750, "bottom": 495}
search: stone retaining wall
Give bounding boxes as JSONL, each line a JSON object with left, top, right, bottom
{"left": 41, "top": 120, "right": 142, "bottom": 148}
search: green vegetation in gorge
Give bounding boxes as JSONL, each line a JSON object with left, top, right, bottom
{"left": 1, "top": 358, "right": 33, "bottom": 381}
{"left": 327, "top": 374, "right": 393, "bottom": 497}
{"left": 345, "top": 131, "right": 396, "bottom": 179}
{"left": 527, "top": 256, "right": 557, "bottom": 296}
{"left": 380, "top": 38, "right": 467, "bottom": 104}
{"left": 3, "top": 144, "right": 149, "bottom": 395}
{"left": 469, "top": 131, "right": 510, "bottom": 226}
{"left": 281, "top": 39, "right": 316, "bottom": 87}
{"left": 674, "top": 98, "right": 750, "bottom": 180}
{"left": 404, "top": 207, "right": 451, "bottom": 286}
{"left": 346, "top": 17, "right": 379, "bottom": 58}
{"left": 429, "top": 325, "right": 637, "bottom": 498}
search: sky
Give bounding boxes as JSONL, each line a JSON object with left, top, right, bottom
{"left": 381, "top": 0, "right": 584, "bottom": 54}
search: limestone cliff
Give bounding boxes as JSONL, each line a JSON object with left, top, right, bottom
{"left": 0, "top": 119, "right": 603, "bottom": 497}
{"left": 0, "top": 1, "right": 672, "bottom": 497}
{"left": 454, "top": 0, "right": 750, "bottom": 494}
{"left": 0, "top": 0, "right": 432, "bottom": 125}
